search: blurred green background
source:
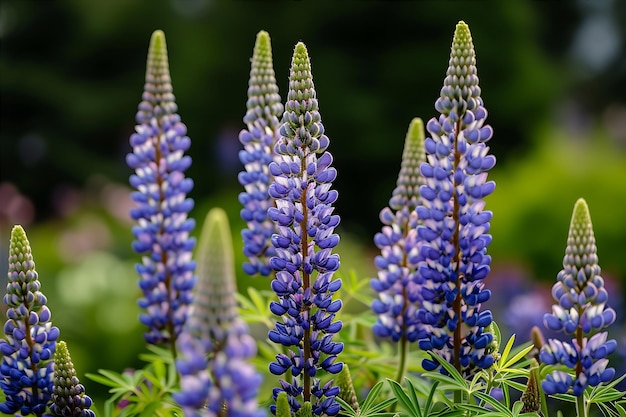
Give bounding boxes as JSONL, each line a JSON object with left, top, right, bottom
{"left": 1, "top": 0, "right": 625, "bottom": 407}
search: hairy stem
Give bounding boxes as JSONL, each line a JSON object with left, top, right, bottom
{"left": 452, "top": 119, "right": 463, "bottom": 404}
{"left": 300, "top": 152, "right": 311, "bottom": 403}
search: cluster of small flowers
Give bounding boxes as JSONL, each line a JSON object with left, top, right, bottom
{"left": 265, "top": 42, "right": 344, "bottom": 416}
{"left": 126, "top": 30, "right": 197, "bottom": 346}
{"left": 539, "top": 198, "right": 617, "bottom": 396}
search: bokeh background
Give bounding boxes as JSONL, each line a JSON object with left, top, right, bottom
{"left": 1, "top": 0, "right": 625, "bottom": 407}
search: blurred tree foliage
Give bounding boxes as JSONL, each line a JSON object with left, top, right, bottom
{"left": 1, "top": 0, "right": 599, "bottom": 233}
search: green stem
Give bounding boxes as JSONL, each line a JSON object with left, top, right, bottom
{"left": 575, "top": 392, "right": 587, "bottom": 417}
{"left": 395, "top": 334, "right": 409, "bottom": 384}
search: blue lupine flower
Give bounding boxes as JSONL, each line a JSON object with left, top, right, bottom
{"left": 371, "top": 118, "right": 427, "bottom": 343}
{"left": 540, "top": 198, "right": 617, "bottom": 395}
{"left": 50, "top": 341, "right": 96, "bottom": 417}
{"left": 175, "top": 208, "right": 264, "bottom": 417}
{"left": 413, "top": 21, "right": 496, "bottom": 376}
{"left": 0, "top": 225, "right": 60, "bottom": 416}
{"left": 267, "top": 42, "right": 343, "bottom": 416}
{"left": 238, "top": 30, "right": 284, "bottom": 276}
{"left": 126, "top": 30, "right": 197, "bottom": 346}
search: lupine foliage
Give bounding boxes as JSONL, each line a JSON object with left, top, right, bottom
{"left": 2, "top": 22, "right": 625, "bottom": 417}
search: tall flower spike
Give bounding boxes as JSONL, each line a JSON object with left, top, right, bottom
{"left": 415, "top": 21, "right": 496, "bottom": 377}
{"left": 174, "top": 208, "right": 264, "bottom": 417}
{"left": 0, "top": 225, "right": 60, "bottom": 416}
{"left": 267, "top": 42, "right": 343, "bottom": 417}
{"left": 540, "top": 198, "right": 617, "bottom": 396}
{"left": 50, "top": 341, "right": 95, "bottom": 417}
{"left": 238, "top": 30, "right": 284, "bottom": 276}
{"left": 126, "top": 30, "right": 197, "bottom": 347}
{"left": 371, "top": 117, "right": 427, "bottom": 343}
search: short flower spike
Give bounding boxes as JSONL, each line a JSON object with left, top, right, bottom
{"left": 267, "top": 42, "right": 343, "bottom": 417}
{"left": 415, "top": 21, "right": 496, "bottom": 377}
{"left": 175, "top": 208, "right": 263, "bottom": 417}
{"left": 238, "top": 30, "right": 284, "bottom": 276}
{"left": 0, "top": 225, "right": 60, "bottom": 415}
{"left": 126, "top": 30, "right": 197, "bottom": 347}
{"left": 540, "top": 198, "right": 617, "bottom": 396}
{"left": 50, "top": 341, "right": 95, "bottom": 417}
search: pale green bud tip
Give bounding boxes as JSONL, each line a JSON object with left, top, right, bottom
{"left": 292, "top": 42, "right": 311, "bottom": 72}
{"left": 146, "top": 29, "right": 169, "bottom": 78}
{"left": 571, "top": 198, "right": 593, "bottom": 234}
{"left": 202, "top": 207, "right": 233, "bottom": 255}
{"left": 9, "top": 225, "right": 29, "bottom": 255}
{"left": 275, "top": 391, "right": 291, "bottom": 417}
{"left": 295, "top": 401, "right": 313, "bottom": 417}
{"left": 255, "top": 30, "right": 271, "bottom": 52}
{"left": 407, "top": 117, "right": 425, "bottom": 147}
{"left": 54, "top": 341, "right": 74, "bottom": 375}
{"left": 565, "top": 197, "right": 597, "bottom": 264}
{"left": 149, "top": 30, "right": 167, "bottom": 56}
{"left": 9, "top": 225, "right": 35, "bottom": 273}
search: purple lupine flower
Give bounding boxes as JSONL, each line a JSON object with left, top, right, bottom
{"left": 540, "top": 198, "right": 617, "bottom": 396}
{"left": 174, "top": 208, "right": 263, "bottom": 417}
{"left": 371, "top": 118, "right": 427, "bottom": 343}
{"left": 0, "top": 225, "right": 60, "bottom": 416}
{"left": 414, "top": 21, "right": 496, "bottom": 376}
{"left": 126, "top": 30, "right": 196, "bottom": 347}
{"left": 50, "top": 341, "right": 95, "bottom": 417}
{"left": 238, "top": 30, "right": 284, "bottom": 276}
{"left": 267, "top": 42, "right": 343, "bottom": 416}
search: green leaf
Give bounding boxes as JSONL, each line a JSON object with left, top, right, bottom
{"left": 138, "top": 401, "right": 161, "bottom": 417}
{"left": 387, "top": 379, "right": 422, "bottom": 417}
{"left": 502, "top": 343, "right": 534, "bottom": 370}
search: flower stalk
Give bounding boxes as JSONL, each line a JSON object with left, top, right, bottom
{"left": 126, "top": 30, "right": 197, "bottom": 353}
{"left": 267, "top": 42, "right": 343, "bottom": 416}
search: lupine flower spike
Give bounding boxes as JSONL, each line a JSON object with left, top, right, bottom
{"left": 267, "top": 42, "right": 344, "bottom": 416}
{"left": 174, "top": 208, "right": 264, "bottom": 417}
{"left": 0, "top": 225, "right": 60, "bottom": 416}
{"left": 415, "top": 21, "right": 496, "bottom": 377}
{"left": 371, "top": 118, "right": 427, "bottom": 382}
{"left": 540, "top": 198, "right": 617, "bottom": 398}
{"left": 238, "top": 30, "right": 284, "bottom": 276}
{"left": 126, "top": 30, "right": 197, "bottom": 348}
{"left": 50, "top": 341, "right": 95, "bottom": 417}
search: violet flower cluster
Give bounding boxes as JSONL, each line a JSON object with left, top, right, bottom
{"left": 126, "top": 30, "right": 197, "bottom": 346}
{"left": 540, "top": 198, "right": 617, "bottom": 396}
{"left": 174, "top": 208, "right": 263, "bottom": 417}
{"left": 413, "top": 21, "right": 496, "bottom": 376}
{"left": 238, "top": 30, "right": 284, "bottom": 276}
{"left": 371, "top": 118, "right": 427, "bottom": 343}
{"left": 266, "top": 42, "right": 343, "bottom": 416}
{"left": 0, "top": 225, "right": 60, "bottom": 416}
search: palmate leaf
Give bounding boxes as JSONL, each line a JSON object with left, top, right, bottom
{"left": 335, "top": 381, "right": 397, "bottom": 417}
{"left": 388, "top": 378, "right": 422, "bottom": 417}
